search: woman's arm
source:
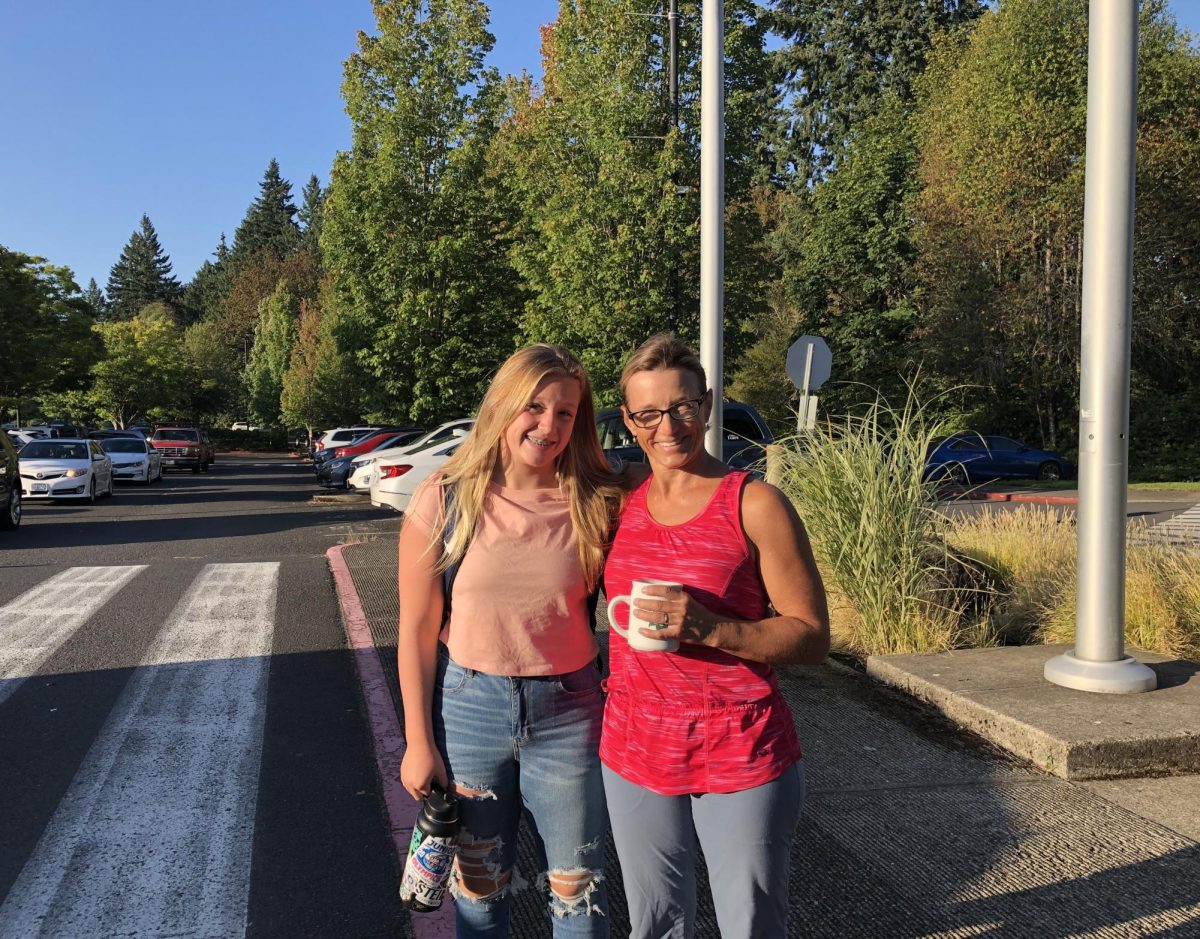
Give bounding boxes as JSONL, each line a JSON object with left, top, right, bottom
{"left": 634, "top": 480, "right": 830, "bottom": 665}
{"left": 397, "top": 504, "right": 450, "bottom": 799}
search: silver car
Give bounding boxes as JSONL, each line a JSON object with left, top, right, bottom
{"left": 19, "top": 438, "right": 115, "bottom": 502}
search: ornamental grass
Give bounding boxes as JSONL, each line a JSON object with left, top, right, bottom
{"left": 771, "top": 392, "right": 992, "bottom": 656}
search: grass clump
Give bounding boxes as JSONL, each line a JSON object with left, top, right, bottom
{"left": 947, "top": 507, "right": 1200, "bottom": 659}
{"left": 771, "top": 391, "right": 990, "bottom": 656}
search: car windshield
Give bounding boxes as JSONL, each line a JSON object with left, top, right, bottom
{"left": 21, "top": 442, "right": 89, "bottom": 460}
{"left": 154, "top": 429, "right": 199, "bottom": 442}
{"left": 101, "top": 439, "right": 147, "bottom": 454}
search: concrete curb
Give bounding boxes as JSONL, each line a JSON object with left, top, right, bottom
{"left": 866, "top": 645, "right": 1200, "bottom": 780}
{"left": 980, "top": 491, "right": 1078, "bottom": 505}
{"left": 327, "top": 544, "right": 456, "bottom": 937}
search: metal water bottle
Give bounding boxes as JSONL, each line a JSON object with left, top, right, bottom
{"left": 399, "top": 783, "right": 461, "bottom": 912}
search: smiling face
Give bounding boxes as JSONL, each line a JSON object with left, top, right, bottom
{"left": 622, "top": 367, "right": 712, "bottom": 472}
{"left": 501, "top": 375, "right": 583, "bottom": 482}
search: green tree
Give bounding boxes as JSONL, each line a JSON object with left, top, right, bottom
{"left": 0, "top": 247, "right": 100, "bottom": 420}
{"left": 244, "top": 283, "right": 301, "bottom": 425}
{"left": 298, "top": 175, "right": 326, "bottom": 255}
{"left": 497, "top": 0, "right": 777, "bottom": 400}
{"left": 231, "top": 159, "right": 301, "bottom": 266}
{"left": 771, "top": 0, "right": 984, "bottom": 181}
{"left": 81, "top": 278, "right": 108, "bottom": 320}
{"left": 281, "top": 290, "right": 362, "bottom": 437}
{"left": 911, "top": 0, "right": 1200, "bottom": 449}
{"left": 105, "top": 215, "right": 183, "bottom": 320}
{"left": 89, "top": 317, "right": 188, "bottom": 428}
{"left": 183, "top": 318, "right": 242, "bottom": 420}
{"left": 182, "top": 235, "right": 231, "bottom": 326}
{"left": 322, "top": 0, "right": 521, "bottom": 423}
{"left": 741, "top": 94, "right": 921, "bottom": 420}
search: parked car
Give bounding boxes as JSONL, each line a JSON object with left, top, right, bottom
{"left": 312, "top": 426, "right": 381, "bottom": 471}
{"left": 18, "top": 438, "right": 114, "bottom": 502}
{"left": 318, "top": 430, "right": 425, "bottom": 490}
{"left": 1, "top": 430, "right": 20, "bottom": 530}
{"left": 370, "top": 431, "right": 471, "bottom": 513}
{"left": 7, "top": 430, "right": 43, "bottom": 450}
{"left": 313, "top": 425, "right": 379, "bottom": 455}
{"left": 925, "top": 433, "right": 1075, "bottom": 484}
{"left": 230, "top": 421, "right": 265, "bottom": 431}
{"left": 349, "top": 419, "right": 475, "bottom": 492}
{"left": 150, "top": 426, "right": 215, "bottom": 473}
{"left": 100, "top": 436, "right": 163, "bottom": 484}
{"left": 595, "top": 400, "right": 773, "bottom": 471}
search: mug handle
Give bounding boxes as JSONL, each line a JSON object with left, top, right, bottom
{"left": 606, "top": 595, "right": 631, "bottom": 639}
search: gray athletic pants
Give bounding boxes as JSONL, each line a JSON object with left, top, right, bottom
{"left": 602, "top": 762, "right": 804, "bottom": 939}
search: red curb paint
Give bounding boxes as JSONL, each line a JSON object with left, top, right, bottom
{"left": 979, "top": 491, "right": 1079, "bottom": 505}
{"left": 327, "top": 544, "right": 458, "bottom": 937}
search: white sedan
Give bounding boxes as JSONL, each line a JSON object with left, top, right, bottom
{"left": 370, "top": 435, "right": 469, "bottom": 512}
{"left": 349, "top": 419, "right": 474, "bottom": 492}
{"left": 100, "top": 436, "right": 163, "bottom": 484}
{"left": 19, "top": 438, "right": 114, "bottom": 502}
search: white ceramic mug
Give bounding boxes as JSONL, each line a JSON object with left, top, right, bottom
{"left": 606, "top": 579, "right": 682, "bottom": 652}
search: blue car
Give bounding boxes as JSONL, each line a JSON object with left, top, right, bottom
{"left": 926, "top": 433, "right": 1074, "bottom": 484}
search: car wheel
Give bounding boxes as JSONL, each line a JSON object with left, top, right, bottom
{"left": 192, "top": 465, "right": 202, "bottom": 475}
{"left": 200, "top": 460, "right": 209, "bottom": 474}
{"left": 105, "top": 474, "right": 114, "bottom": 498}
{"left": 1037, "top": 461, "right": 1062, "bottom": 481}
{"left": 87, "top": 479, "right": 96, "bottom": 504}
{"left": 0, "top": 488, "right": 20, "bottom": 530}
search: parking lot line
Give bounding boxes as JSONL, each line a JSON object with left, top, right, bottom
{"left": 0, "top": 562, "right": 279, "bottom": 938}
{"left": 0, "top": 565, "right": 146, "bottom": 708}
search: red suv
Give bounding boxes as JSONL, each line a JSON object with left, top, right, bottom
{"left": 151, "top": 426, "right": 214, "bottom": 474}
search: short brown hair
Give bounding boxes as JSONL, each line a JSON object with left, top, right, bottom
{"left": 619, "top": 333, "right": 707, "bottom": 400}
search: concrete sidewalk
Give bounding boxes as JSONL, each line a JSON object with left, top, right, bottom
{"left": 335, "top": 538, "right": 1200, "bottom": 938}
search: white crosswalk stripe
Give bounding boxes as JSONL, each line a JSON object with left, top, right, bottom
{"left": 0, "top": 562, "right": 279, "bottom": 939}
{"left": 0, "top": 566, "right": 147, "bottom": 709}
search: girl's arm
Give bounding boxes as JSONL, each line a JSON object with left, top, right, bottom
{"left": 396, "top": 499, "right": 450, "bottom": 800}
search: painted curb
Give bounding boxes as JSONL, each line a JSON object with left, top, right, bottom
{"left": 982, "top": 491, "right": 1079, "bottom": 505}
{"left": 327, "top": 544, "right": 457, "bottom": 937}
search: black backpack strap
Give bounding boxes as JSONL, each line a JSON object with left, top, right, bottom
{"left": 441, "top": 481, "right": 461, "bottom": 622}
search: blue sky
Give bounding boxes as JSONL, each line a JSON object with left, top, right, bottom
{"left": 1, "top": 0, "right": 1197, "bottom": 293}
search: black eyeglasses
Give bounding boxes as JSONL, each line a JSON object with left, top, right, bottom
{"left": 625, "top": 395, "right": 707, "bottom": 429}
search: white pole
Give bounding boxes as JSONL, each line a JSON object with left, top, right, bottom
{"left": 797, "top": 342, "right": 814, "bottom": 434}
{"left": 700, "top": 0, "right": 724, "bottom": 457}
{"left": 1044, "top": 0, "right": 1155, "bottom": 694}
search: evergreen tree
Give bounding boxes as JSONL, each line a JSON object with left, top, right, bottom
{"left": 231, "top": 159, "right": 301, "bottom": 265}
{"left": 81, "top": 278, "right": 108, "bottom": 320}
{"left": 105, "top": 215, "right": 183, "bottom": 320}
{"left": 183, "top": 235, "right": 232, "bottom": 325}
{"left": 298, "top": 175, "right": 325, "bottom": 254}
{"left": 771, "top": 0, "right": 984, "bottom": 182}
{"left": 322, "top": 0, "right": 521, "bottom": 424}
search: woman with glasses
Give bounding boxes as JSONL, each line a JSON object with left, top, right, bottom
{"left": 398, "top": 344, "right": 620, "bottom": 937}
{"left": 601, "top": 333, "right": 829, "bottom": 938}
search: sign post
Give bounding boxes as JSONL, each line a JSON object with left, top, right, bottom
{"left": 786, "top": 336, "right": 831, "bottom": 431}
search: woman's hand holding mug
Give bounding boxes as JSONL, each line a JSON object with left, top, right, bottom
{"left": 607, "top": 579, "right": 683, "bottom": 652}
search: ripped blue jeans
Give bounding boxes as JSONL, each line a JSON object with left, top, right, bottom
{"left": 433, "top": 647, "right": 609, "bottom": 938}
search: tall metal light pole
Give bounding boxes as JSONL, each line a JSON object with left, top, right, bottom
{"left": 1044, "top": 0, "right": 1156, "bottom": 694}
{"left": 700, "top": 0, "right": 724, "bottom": 457}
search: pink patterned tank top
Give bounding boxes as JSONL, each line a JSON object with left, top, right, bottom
{"left": 601, "top": 470, "right": 802, "bottom": 795}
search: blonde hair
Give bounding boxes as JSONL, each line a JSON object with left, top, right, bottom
{"left": 619, "top": 332, "right": 707, "bottom": 400}
{"left": 434, "top": 344, "right": 618, "bottom": 590}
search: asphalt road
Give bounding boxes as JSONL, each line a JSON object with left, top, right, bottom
{"left": 0, "top": 456, "right": 406, "bottom": 938}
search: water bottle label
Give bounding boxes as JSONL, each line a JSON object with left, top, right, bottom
{"left": 400, "top": 835, "right": 458, "bottom": 908}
